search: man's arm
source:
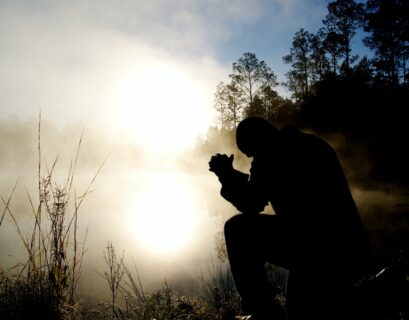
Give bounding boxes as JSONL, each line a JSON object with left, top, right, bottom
{"left": 209, "top": 154, "right": 268, "bottom": 214}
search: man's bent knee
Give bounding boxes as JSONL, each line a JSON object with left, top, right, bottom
{"left": 224, "top": 213, "right": 260, "bottom": 238}
{"left": 224, "top": 214, "right": 244, "bottom": 235}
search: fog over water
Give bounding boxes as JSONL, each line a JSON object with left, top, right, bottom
{"left": 0, "top": 117, "right": 237, "bottom": 299}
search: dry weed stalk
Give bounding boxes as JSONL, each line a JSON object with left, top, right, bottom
{"left": 0, "top": 115, "right": 106, "bottom": 319}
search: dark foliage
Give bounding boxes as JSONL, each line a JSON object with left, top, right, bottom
{"left": 214, "top": 0, "right": 409, "bottom": 186}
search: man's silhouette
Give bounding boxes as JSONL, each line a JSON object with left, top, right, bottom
{"left": 209, "top": 117, "right": 370, "bottom": 320}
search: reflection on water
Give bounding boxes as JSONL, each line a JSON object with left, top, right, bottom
{"left": 129, "top": 171, "right": 202, "bottom": 255}
{"left": 0, "top": 167, "right": 225, "bottom": 294}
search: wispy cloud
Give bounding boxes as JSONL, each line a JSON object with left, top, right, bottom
{"left": 0, "top": 0, "right": 328, "bottom": 126}
{"left": 0, "top": 1, "right": 236, "bottom": 124}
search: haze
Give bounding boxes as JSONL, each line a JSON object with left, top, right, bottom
{"left": 1, "top": 0, "right": 398, "bottom": 300}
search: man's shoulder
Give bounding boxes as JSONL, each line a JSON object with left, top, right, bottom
{"left": 279, "top": 125, "right": 334, "bottom": 153}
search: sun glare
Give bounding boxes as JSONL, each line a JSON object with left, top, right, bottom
{"left": 116, "top": 62, "right": 209, "bottom": 152}
{"left": 131, "top": 172, "right": 200, "bottom": 255}
{"left": 116, "top": 61, "right": 210, "bottom": 255}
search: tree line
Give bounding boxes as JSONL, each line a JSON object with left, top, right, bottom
{"left": 213, "top": 0, "right": 409, "bottom": 185}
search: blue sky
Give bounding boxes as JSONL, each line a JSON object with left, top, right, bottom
{"left": 215, "top": 0, "right": 370, "bottom": 82}
{"left": 0, "top": 0, "right": 371, "bottom": 131}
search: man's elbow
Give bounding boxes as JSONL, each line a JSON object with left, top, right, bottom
{"left": 233, "top": 200, "right": 267, "bottom": 214}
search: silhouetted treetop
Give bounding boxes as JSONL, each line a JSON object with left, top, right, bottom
{"left": 230, "top": 52, "right": 277, "bottom": 107}
{"left": 323, "top": 0, "right": 365, "bottom": 71}
{"left": 214, "top": 53, "right": 293, "bottom": 129}
{"left": 364, "top": 0, "right": 409, "bottom": 87}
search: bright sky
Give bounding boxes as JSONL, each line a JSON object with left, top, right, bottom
{"left": 0, "top": 0, "right": 370, "bottom": 134}
{"left": 0, "top": 0, "right": 371, "bottom": 255}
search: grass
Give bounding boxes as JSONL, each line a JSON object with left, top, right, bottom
{"left": 92, "top": 242, "right": 241, "bottom": 320}
{"left": 0, "top": 117, "right": 242, "bottom": 320}
{"left": 0, "top": 116, "right": 105, "bottom": 319}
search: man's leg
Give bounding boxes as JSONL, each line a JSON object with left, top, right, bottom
{"left": 224, "top": 213, "right": 288, "bottom": 318}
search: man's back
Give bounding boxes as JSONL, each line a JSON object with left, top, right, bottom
{"left": 211, "top": 117, "right": 371, "bottom": 319}
{"left": 250, "top": 126, "right": 369, "bottom": 270}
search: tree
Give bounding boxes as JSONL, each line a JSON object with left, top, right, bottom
{"left": 213, "top": 53, "right": 295, "bottom": 128}
{"left": 323, "top": 31, "right": 344, "bottom": 75}
{"left": 224, "top": 82, "right": 242, "bottom": 129}
{"left": 259, "top": 86, "right": 297, "bottom": 125}
{"left": 229, "top": 52, "right": 277, "bottom": 108}
{"left": 213, "top": 81, "right": 242, "bottom": 130}
{"left": 309, "top": 29, "right": 330, "bottom": 82}
{"left": 244, "top": 87, "right": 282, "bottom": 120}
{"left": 323, "top": 0, "right": 364, "bottom": 72}
{"left": 213, "top": 82, "right": 229, "bottom": 129}
{"left": 259, "top": 86, "right": 281, "bottom": 121}
{"left": 353, "top": 56, "right": 374, "bottom": 85}
{"left": 243, "top": 86, "right": 297, "bottom": 126}
{"left": 283, "top": 29, "right": 312, "bottom": 101}
{"left": 245, "top": 96, "right": 265, "bottom": 119}
{"left": 363, "top": 0, "right": 409, "bottom": 86}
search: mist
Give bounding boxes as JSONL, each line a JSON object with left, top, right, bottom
{"left": 0, "top": 116, "right": 239, "bottom": 301}
{"left": 1, "top": 114, "right": 408, "bottom": 307}
{"left": 309, "top": 130, "right": 409, "bottom": 253}
{"left": 0, "top": 1, "right": 407, "bottom": 307}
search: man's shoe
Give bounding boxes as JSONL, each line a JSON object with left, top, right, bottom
{"left": 234, "top": 304, "right": 287, "bottom": 320}
{"left": 234, "top": 311, "right": 286, "bottom": 320}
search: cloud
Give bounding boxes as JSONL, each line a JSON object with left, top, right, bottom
{"left": 0, "top": 0, "right": 332, "bottom": 127}
{"left": 0, "top": 0, "right": 239, "bottom": 127}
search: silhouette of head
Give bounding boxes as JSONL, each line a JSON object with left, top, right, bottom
{"left": 236, "top": 117, "right": 277, "bottom": 157}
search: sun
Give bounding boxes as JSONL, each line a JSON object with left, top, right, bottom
{"left": 115, "top": 60, "right": 210, "bottom": 255}
{"left": 115, "top": 61, "right": 210, "bottom": 153}
{"left": 130, "top": 172, "right": 200, "bottom": 255}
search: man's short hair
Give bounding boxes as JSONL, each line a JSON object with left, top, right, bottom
{"left": 236, "top": 117, "right": 277, "bottom": 155}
